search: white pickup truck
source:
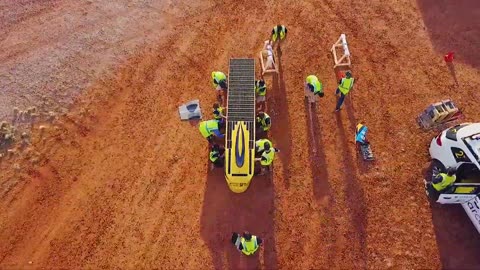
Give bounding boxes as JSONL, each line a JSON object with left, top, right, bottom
{"left": 424, "top": 123, "right": 480, "bottom": 234}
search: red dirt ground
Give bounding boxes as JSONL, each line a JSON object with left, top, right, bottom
{"left": 1, "top": 0, "right": 480, "bottom": 269}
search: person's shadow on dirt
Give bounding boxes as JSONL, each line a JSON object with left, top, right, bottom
{"left": 269, "top": 45, "right": 293, "bottom": 189}
{"left": 334, "top": 111, "right": 368, "bottom": 268}
{"left": 200, "top": 165, "right": 278, "bottom": 269}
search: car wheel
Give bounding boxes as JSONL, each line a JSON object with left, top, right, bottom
{"left": 431, "top": 159, "right": 446, "bottom": 176}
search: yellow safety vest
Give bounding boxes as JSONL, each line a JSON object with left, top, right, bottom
{"left": 432, "top": 173, "right": 456, "bottom": 191}
{"left": 212, "top": 71, "right": 226, "bottom": 86}
{"left": 306, "top": 75, "right": 323, "bottom": 94}
{"left": 261, "top": 149, "right": 275, "bottom": 166}
{"left": 255, "top": 139, "right": 272, "bottom": 152}
{"left": 272, "top": 25, "right": 286, "bottom": 42}
{"left": 338, "top": 77, "right": 354, "bottom": 95}
{"left": 213, "top": 107, "right": 225, "bottom": 120}
{"left": 256, "top": 113, "right": 271, "bottom": 131}
{"left": 255, "top": 80, "right": 267, "bottom": 96}
{"left": 199, "top": 120, "right": 219, "bottom": 138}
{"left": 240, "top": 236, "right": 259, "bottom": 255}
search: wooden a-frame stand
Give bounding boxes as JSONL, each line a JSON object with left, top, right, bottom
{"left": 259, "top": 41, "right": 278, "bottom": 75}
{"left": 331, "top": 34, "right": 352, "bottom": 68}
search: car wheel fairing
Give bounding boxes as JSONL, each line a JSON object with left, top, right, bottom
{"left": 431, "top": 159, "right": 446, "bottom": 178}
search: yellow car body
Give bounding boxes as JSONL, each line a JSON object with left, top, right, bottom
{"left": 225, "top": 121, "right": 255, "bottom": 193}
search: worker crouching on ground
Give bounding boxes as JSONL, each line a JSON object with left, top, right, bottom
{"left": 209, "top": 144, "right": 225, "bottom": 168}
{"left": 335, "top": 71, "right": 354, "bottom": 112}
{"left": 256, "top": 112, "right": 271, "bottom": 135}
{"left": 212, "top": 71, "right": 228, "bottom": 105}
{"left": 199, "top": 119, "right": 224, "bottom": 144}
{"left": 231, "top": 231, "right": 263, "bottom": 256}
{"left": 355, "top": 122, "right": 369, "bottom": 144}
{"left": 255, "top": 139, "right": 279, "bottom": 175}
{"left": 271, "top": 25, "right": 287, "bottom": 46}
{"left": 213, "top": 103, "right": 226, "bottom": 122}
{"left": 255, "top": 79, "right": 267, "bottom": 112}
{"left": 305, "top": 75, "right": 324, "bottom": 104}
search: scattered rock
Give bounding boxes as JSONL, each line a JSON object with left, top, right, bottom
{"left": 30, "top": 157, "right": 40, "bottom": 164}
{"left": 13, "top": 163, "right": 21, "bottom": 171}
{"left": 384, "top": 258, "right": 394, "bottom": 268}
{"left": 47, "top": 111, "right": 56, "bottom": 122}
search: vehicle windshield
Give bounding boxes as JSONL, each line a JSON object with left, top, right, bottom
{"left": 445, "top": 123, "right": 470, "bottom": 141}
{"left": 463, "top": 133, "right": 480, "bottom": 163}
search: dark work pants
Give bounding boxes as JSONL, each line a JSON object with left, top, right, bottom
{"left": 335, "top": 88, "right": 346, "bottom": 110}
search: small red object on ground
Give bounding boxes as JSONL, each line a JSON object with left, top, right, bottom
{"left": 444, "top": 51, "right": 454, "bottom": 62}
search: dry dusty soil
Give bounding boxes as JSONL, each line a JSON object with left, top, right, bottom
{"left": 1, "top": 0, "right": 480, "bottom": 269}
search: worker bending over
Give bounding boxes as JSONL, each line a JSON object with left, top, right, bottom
{"left": 255, "top": 138, "right": 272, "bottom": 154}
{"left": 355, "top": 122, "right": 369, "bottom": 144}
{"left": 432, "top": 167, "right": 457, "bottom": 192}
{"left": 199, "top": 119, "right": 224, "bottom": 144}
{"left": 271, "top": 25, "right": 287, "bottom": 44}
{"left": 255, "top": 79, "right": 267, "bottom": 111}
{"left": 212, "top": 71, "right": 228, "bottom": 104}
{"left": 256, "top": 112, "right": 271, "bottom": 134}
{"left": 255, "top": 140, "right": 278, "bottom": 175}
{"left": 209, "top": 144, "right": 225, "bottom": 168}
{"left": 432, "top": 167, "right": 477, "bottom": 194}
{"left": 335, "top": 71, "right": 354, "bottom": 112}
{"left": 231, "top": 231, "right": 263, "bottom": 256}
{"left": 305, "top": 75, "right": 324, "bottom": 103}
{"left": 213, "top": 103, "right": 226, "bottom": 121}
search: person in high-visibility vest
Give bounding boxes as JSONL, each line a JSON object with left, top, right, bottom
{"left": 256, "top": 112, "right": 271, "bottom": 133}
{"left": 432, "top": 167, "right": 457, "bottom": 192}
{"left": 254, "top": 140, "right": 279, "bottom": 175}
{"left": 212, "top": 71, "right": 228, "bottom": 105}
{"left": 335, "top": 71, "right": 354, "bottom": 111}
{"left": 304, "top": 75, "right": 324, "bottom": 103}
{"left": 213, "top": 103, "right": 226, "bottom": 121}
{"left": 255, "top": 138, "right": 273, "bottom": 154}
{"left": 199, "top": 119, "right": 224, "bottom": 143}
{"left": 209, "top": 144, "right": 225, "bottom": 168}
{"left": 255, "top": 79, "right": 267, "bottom": 111}
{"left": 231, "top": 231, "right": 263, "bottom": 256}
{"left": 271, "top": 25, "right": 287, "bottom": 43}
